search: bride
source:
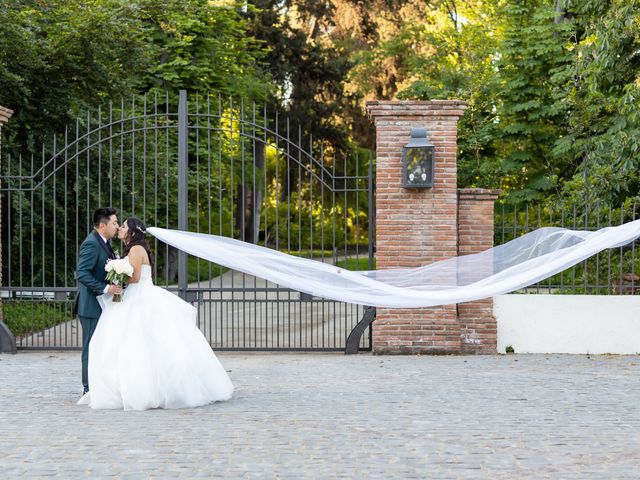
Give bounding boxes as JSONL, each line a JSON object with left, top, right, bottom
{"left": 78, "top": 217, "right": 233, "bottom": 410}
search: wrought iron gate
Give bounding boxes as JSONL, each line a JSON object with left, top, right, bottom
{"left": 0, "top": 91, "right": 375, "bottom": 351}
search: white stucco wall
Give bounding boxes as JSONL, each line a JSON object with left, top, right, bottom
{"left": 494, "top": 295, "right": 640, "bottom": 354}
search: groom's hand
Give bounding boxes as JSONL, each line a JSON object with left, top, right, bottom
{"left": 107, "top": 284, "right": 123, "bottom": 295}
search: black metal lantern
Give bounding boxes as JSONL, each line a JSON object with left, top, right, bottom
{"left": 402, "top": 127, "right": 435, "bottom": 189}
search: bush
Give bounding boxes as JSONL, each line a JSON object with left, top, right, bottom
{"left": 2, "top": 300, "right": 73, "bottom": 337}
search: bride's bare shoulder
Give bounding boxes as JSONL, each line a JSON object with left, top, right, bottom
{"left": 128, "top": 245, "right": 149, "bottom": 262}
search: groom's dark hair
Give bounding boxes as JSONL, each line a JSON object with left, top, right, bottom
{"left": 93, "top": 207, "right": 117, "bottom": 227}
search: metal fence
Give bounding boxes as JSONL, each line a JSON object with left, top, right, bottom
{"left": 1, "top": 90, "right": 375, "bottom": 351}
{"left": 495, "top": 201, "right": 639, "bottom": 294}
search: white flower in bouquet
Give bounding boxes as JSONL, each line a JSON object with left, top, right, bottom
{"left": 105, "top": 258, "right": 134, "bottom": 302}
{"left": 113, "top": 259, "right": 134, "bottom": 276}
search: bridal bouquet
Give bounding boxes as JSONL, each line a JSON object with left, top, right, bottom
{"left": 105, "top": 258, "right": 134, "bottom": 302}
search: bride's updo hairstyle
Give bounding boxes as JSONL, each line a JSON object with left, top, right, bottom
{"left": 123, "top": 217, "right": 154, "bottom": 272}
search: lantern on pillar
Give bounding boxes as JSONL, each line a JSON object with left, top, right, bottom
{"left": 402, "top": 128, "right": 435, "bottom": 189}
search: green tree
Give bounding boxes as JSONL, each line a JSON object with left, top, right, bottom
{"left": 494, "top": 1, "right": 570, "bottom": 203}
{"left": 0, "top": 0, "right": 272, "bottom": 155}
{"left": 139, "top": 0, "right": 270, "bottom": 99}
{"left": 0, "top": 0, "right": 151, "bottom": 152}
{"left": 554, "top": 0, "right": 640, "bottom": 207}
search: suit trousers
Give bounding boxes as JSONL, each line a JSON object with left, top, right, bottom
{"left": 79, "top": 315, "right": 99, "bottom": 392}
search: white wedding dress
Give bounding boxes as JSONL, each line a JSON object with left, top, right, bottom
{"left": 77, "top": 263, "right": 233, "bottom": 410}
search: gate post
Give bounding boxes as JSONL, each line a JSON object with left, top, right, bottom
{"left": 367, "top": 100, "right": 467, "bottom": 354}
{"left": 177, "top": 90, "right": 188, "bottom": 300}
{"left": 0, "top": 105, "right": 16, "bottom": 353}
{"left": 457, "top": 188, "right": 500, "bottom": 353}
{"left": 368, "top": 155, "right": 375, "bottom": 270}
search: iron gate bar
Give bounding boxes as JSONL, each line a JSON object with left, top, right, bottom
{"left": 494, "top": 200, "right": 638, "bottom": 293}
{"left": 177, "top": 90, "right": 188, "bottom": 300}
{"left": 0, "top": 119, "right": 178, "bottom": 185}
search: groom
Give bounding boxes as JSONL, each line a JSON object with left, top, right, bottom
{"left": 73, "top": 207, "right": 122, "bottom": 394}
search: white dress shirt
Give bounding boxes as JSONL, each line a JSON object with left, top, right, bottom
{"left": 98, "top": 232, "right": 111, "bottom": 294}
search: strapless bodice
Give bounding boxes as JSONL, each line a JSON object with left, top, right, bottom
{"left": 140, "top": 264, "right": 152, "bottom": 281}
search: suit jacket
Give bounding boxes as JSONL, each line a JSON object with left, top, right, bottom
{"left": 73, "top": 231, "right": 116, "bottom": 319}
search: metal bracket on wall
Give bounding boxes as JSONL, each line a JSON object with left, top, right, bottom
{"left": 0, "top": 320, "right": 16, "bottom": 354}
{"left": 345, "top": 306, "right": 376, "bottom": 354}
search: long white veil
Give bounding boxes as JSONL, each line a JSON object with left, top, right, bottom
{"left": 147, "top": 219, "right": 640, "bottom": 308}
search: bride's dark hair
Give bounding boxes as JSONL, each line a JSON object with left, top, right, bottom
{"left": 123, "top": 217, "right": 154, "bottom": 272}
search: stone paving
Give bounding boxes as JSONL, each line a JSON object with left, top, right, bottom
{"left": 1, "top": 351, "right": 639, "bottom": 478}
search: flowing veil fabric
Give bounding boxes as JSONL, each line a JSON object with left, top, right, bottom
{"left": 147, "top": 219, "right": 640, "bottom": 308}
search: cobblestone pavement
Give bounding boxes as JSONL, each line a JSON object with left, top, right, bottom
{"left": 1, "top": 352, "right": 639, "bottom": 479}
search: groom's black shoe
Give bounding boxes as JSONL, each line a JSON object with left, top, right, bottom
{"left": 83, "top": 387, "right": 89, "bottom": 394}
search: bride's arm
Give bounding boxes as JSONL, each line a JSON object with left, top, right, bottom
{"left": 127, "top": 246, "right": 145, "bottom": 284}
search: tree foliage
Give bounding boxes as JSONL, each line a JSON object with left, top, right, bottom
{"left": 3, "top": 0, "right": 640, "bottom": 211}
{"left": 0, "top": 0, "right": 270, "bottom": 153}
{"left": 344, "top": 0, "right": 640, "bottom": 206}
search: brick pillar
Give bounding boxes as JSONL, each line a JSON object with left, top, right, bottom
{"left": 367, "top": 100, "right": 467, "bottom": 354}
{"left": 0, "top": 105, "right": 16, "bottom": 353}
{"left": 457, "top": 188, "right": 500, "bottom": 353}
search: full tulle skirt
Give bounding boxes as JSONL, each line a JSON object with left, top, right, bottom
{"left": 78, "top": 272, "right": 233, "bottom": 410}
